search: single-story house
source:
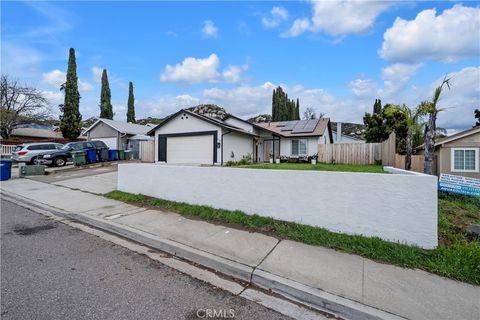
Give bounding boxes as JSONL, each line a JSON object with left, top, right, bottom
{"left": 0, "top": 127, "right": 84, "bottom": 144}
{"left": 147, "top": 109, "right": 332, "bottom": 165}
{"left": 417, "top": 126, "right": 480, "bottom": 179}
{"left": 84, "top": 118, "right": 151, "bottom": 151}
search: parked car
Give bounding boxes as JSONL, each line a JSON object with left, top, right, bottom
{"left": 38, "top": 141, "right": 108, "bottom": 167}
{"left": 11, "top": 142, "right": 63, "bottom": 164}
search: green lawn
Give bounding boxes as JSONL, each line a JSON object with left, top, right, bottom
{"left": 105, "top": 190, "right": 480, "bottom": 285}
{"left": 236, "top": 162, "right": 387, "bottom": 173}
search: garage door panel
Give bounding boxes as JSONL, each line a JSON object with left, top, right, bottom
{"left": 166, "top": 135, "right": 213, "bottom": 164}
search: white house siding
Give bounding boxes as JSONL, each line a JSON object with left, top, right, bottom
{"left": 280, "top": 137, "right": 319, "bottom": 157}
{"left": 154, "top": 114, "right": 222, "bottom": 163}
{"left": 87, "top": 122, "right": 120, "bottom": 148}
{"left": 222, "top": 131, "right": 254, "bottom": 163}
{"left": 224, "top": 117, "right": 254, "bottom": 133}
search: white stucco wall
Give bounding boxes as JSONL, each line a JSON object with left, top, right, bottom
{"left": 154, "top": 113, "right": 222, "bottom": 163}
{"left": 280, "top": 137, "right": 319, "bottom": 157}
{"left": 224, "top": 117, "right": 254, "bottom": 133}
{"left": 222, "top": 131, "right": 254, "bottom": 163}
{"left": 118, "top": 164, "right": 438, "bottom": 249}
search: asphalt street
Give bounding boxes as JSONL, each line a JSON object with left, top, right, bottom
{"left": 1, "top": 199, "right": 291, "bottom": 320}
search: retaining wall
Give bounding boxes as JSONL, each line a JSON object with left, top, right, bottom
{"left": 118, "top": 164, "right": 438, "bottom": 248}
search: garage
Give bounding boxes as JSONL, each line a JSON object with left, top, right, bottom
{"left": 159, "top": 133, "right": 215, "bottom": 164}
{"left": 149, "top": 109, "right": 259, "bottom": 165}
{"left": 92, "top": 137, "right": 117, "bottom": 149}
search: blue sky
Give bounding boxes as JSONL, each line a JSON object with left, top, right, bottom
{"left": 2, "top": 1, "right": 479, "bottom": 131}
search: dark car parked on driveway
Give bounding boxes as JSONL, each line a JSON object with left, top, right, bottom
{"left": 38, "top": 141, "right": 108, "bottom": 167}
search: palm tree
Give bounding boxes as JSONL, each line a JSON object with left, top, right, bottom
{"left": 387, "top": 104, "right": 424, "bottom": 170}
{"left": 420, "top": 76, "right": 451, "bottom": 175}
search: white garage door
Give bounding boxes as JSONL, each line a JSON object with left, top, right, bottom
{"left": 92, "top": 137, "right": 117, "bottom": 149}
{"left": 167, "top": 135, "right": 213, "bottom": 164}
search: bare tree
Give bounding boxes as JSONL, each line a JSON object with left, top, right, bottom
{"left": 303, "top": 107, "right": 317, "bottom": 120}
{"left": 0, "top": 75, "right": 52, "bottom": 139}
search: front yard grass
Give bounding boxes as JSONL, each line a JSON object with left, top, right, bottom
{"left": 235, "top": 162, "right": 387, "bottom": 173}
{"left": 106, "top": 190, "right": 480, "bottom": 285}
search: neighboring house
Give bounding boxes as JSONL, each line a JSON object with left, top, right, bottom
{"left": 0, "top": 127, "right": 81, "bottom": 144}
{"left": 332, "top": 131, "right": 364, "bottom": 143}
{"left": 417, "top": 126, "right": 480, "bottom": 179}
{"left": 147, "top": 109, "right": 332, "bottom": 165}
{"left": 6, "top": 127, "right": 63, "bottom": 141}
{"left": 84, "top": 118, "right": 151, "bottom": 150}
{"left": 332, "top": 122, "right": 364, "bottom": 144}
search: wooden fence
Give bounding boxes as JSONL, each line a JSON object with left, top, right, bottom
{"left": 317, "top": 132, "right": 396, "bottom": 166}
{"left": 394, "top": 154, "right": 437, "bottom": 175}
{"left": 139, "top": 140, "right": 155, "bottom": 162}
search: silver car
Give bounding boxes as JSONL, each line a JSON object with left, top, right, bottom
{"left": 11, "top": 142, "right": 64, "bottom": 164}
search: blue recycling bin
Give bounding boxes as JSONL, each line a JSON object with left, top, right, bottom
{"left": 108, "top": 149, "right": 118, "bottom": 161}
{"left": 0, "top": 159, "right": 13, "bottom": 181}
{"left": 86, "top": 149, "right": 97, "bottom": 163}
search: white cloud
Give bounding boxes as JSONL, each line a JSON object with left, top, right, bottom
{"left": 430, "top": 67, "right": 480, "bottom": 130}
{"left": 42, "top": 69, "right": 94, "bottom": 92}
{"left": 262, "top": 6, "right": 289, "bottom": 28}
{"left": 41, "top": 90, "right": 64, "bottom": 106}
{"left": 281, "top": 19, "right": 310, "bottom": 38}
{"left": 92, "top": 66, "right": 103, "bottom": 82}
{"left": 349, "top": 78, "right": 378, "bottom": 99}
{"left": 353, "top": 66, "right": 480, "bottom": 131}
{"left": 201, "top": 20, "right": 218, "bottom": 38}
{"left": 42, "top": 69, "right": 65, "bottom": 87}
{"left": 222, "top": 66, "right": 243, "bottom": 83}
{"left": 139, "top": 95, "right": 200, "bottom": 118}
{"left": 79, "top": 80, "right": 94, "bottom": 92}
{"left": 380, "top": 63, "right": 423, "bottom": 97}
{"left": 160, "top": 54, "right": 220, "bottom": 83}
{"left": 283, "top": 1, "right": 392, "bottom": 37}
{"left": 201, "top": 82, "right": 359, "bottom": 122}
{"left": 380, "top": 5, "right": 480, "bottom": 63}
{"left": 160, "top": 54, "right": 246, "bottom": 83}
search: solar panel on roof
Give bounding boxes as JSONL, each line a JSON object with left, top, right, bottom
{"left": 276, "top": 122, "right": 287, "bottom": 127}
{"left": 291, "top": 119, "right": 318, "bottom": 133}
{"left": 293, "top": 120, "right": 308, "bottom": 129}
{"left": 281, "top": 121, "right": 298, "bottom": 131}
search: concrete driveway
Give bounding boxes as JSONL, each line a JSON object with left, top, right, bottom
{"left": 29, "top": 166, "right": 117, "bottom": 195}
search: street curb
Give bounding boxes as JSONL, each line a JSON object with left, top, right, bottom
{"left": 69, "top": 213, "right": 254, "bottom": 282}
{"left": 2, "top": 190, "right": 406, "bottom": 320}
{"left": 0, "top": 190, "right": 253, "bottom": 282}
{"left": 252, "top": 269, "right": 406, "bottom": 320}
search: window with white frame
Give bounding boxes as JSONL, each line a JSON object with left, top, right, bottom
{"left": 291, "top": 139, "right": 307, "bottom": 156}
{"left": 451, "top": 148, "right": 479, "bottom": 172}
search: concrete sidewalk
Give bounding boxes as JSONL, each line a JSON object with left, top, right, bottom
{"left": 1, "top": 178, "right": 478, "bottom": 320}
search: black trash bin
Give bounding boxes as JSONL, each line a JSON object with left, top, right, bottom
{"left": 98, "top": 148, "right": 109, "bottom": 161}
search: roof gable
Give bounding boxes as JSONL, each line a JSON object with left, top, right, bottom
{"left": 147, "top": 109, "right": 256, "bottom": 136}
{"left": 435, "top": 126, "right": 480, "bottom": 146}
{"left": 84, "top": 118, "right": 150, "bottom": 135}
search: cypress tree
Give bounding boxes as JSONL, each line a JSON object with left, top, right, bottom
{"left": 373, "top": 99, "right": 382, "bottom": 114}
{"left": 126, "top": 81, "right": 135, "bottom": 123}
{"left": 271, "top": 86, "right": 302, "bottom": 121}
{"left": 296, "top": 98, "right": 300, "bottom": 120}
{"left": 100, "top": 69, "right": 113, "bottom": 119}
{"left": 272, "top": 89, "right": 277, "bottom": 121}
{"left": 59, "top": 48, "right": 82, "bottom": 140}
